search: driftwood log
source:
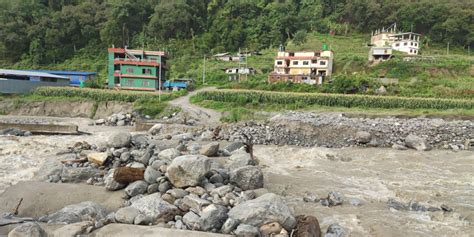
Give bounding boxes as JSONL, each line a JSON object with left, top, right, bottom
{"left": 113, "top": 167, "right": 145, "bottom": 184}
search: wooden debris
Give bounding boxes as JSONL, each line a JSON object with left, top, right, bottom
{"left": 113, "top": 167, "right": 145, "bottom": 184}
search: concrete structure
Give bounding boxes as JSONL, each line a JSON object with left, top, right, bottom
{"left": 368, "top": 47, "right": 393, "bottom": 61}
{"left": 0, "top": 122, "right": 79, "bottom": 135}
{"left": 371, "top": 23, "right": 421, "bottom": 55}
{"left": 0, "top": 69, "right": 69, "bottom": 94}
{"left": 108, "top": 48, "right": 167, "bottom": 91}
{"left": 225, "top": 67, "right": 255, "bottom": 81}
{"left": 213, "top": 53, "right": 242, "bottom": 62}
{"left": 28, "top": 70, "right": 96, "bottom": 87}
{"left": 268, "top": 48, "right": 334, "bottom": 85}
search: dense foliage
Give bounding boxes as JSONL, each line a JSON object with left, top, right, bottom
{"left": 1, "top": 0, "right": 472, "bottom": 66}
{"left": 195, "top": 89, "right": 474, "bottom": 110}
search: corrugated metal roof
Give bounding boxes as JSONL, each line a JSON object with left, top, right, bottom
{"left": 0, "top": 69, "right": 69, "bottom": 79}
{"left": 28, "top": 70, "right": 96, "bottom": 76}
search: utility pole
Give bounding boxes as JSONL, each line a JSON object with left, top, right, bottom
{"left": 238, "top": 48, "right": 241, "bottom": 82}
{"left": 159, "top": 60, "right": 162, "bottom": 102}
{"left": 245, "top": 48, "right": 248, "bottom": 81}
{"left": 447, "top": 42, "right": 450, "bottom": 55}
{"left": 202, "top": 55, "right": 206, "bottom": 85}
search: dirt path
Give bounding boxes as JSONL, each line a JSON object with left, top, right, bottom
{"left": 168, "top": 87, "right": 221, "bottom": 125}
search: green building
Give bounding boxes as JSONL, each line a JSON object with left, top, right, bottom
{"left": 107, "top": 48, "right": 167, "bottom": 91}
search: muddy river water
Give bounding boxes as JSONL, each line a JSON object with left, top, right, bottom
{"left": 255, "top": 145, "right": 473, "bottom": 237}
{"left": 0, "top": 115, "right": 472, "bottom": 236}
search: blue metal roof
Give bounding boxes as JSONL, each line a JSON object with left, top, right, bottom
{"left": 0, "top": 69, "right": 69, "bottom": 79}
{"left": 28, "top": 70, "right": 97, "bottom": 76}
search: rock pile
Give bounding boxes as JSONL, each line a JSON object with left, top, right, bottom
{"left": 94, "top": 112, "right": 136, "bottom": 126}
{"left": 38, "top": 130, "right": 308, "bottom": 236}
{"left": 203, "top": 112, "right": 472, "bottom": 150}
{"left": 0, "top": 128, "right": 31, "bottom": 136}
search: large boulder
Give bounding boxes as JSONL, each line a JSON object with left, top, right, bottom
{"left": 158, "top": 148, "right": 181, "bottom": 161}
{"left": 226, "top": 152, "right": 255, "bottom": 170}
{"left": 148, "top": 124, "right": 163, "bottom": 135}
{"left": 405, "top": 134, "right": 431, "bottom": 151}
{"left": 199, "top": 204, "right": 228, "bottom": 231}
{"left": 166, "top": 155, "right": 211, "bottom": 188}
{"left": 130, "top": 193, "right": 179, "bottom": 222}
{"left": 355, "top": 131, "right": 371, "bottom": 144}
{"left": 8, "top": 222, "right": 46, "bottom": 237}
{"left": 39, "top": 201, "right": 108, "bottom": 224}
{"left": 224, "top": 141, "right": 244, "bottom": 153}
{"left": 182, "top": 211, "right": 201, "bottom": 230}
{"left": 228, "top": 193, "right": 296, "bottom": 231}
{"left": 229, "top": 166, "right": 263, "bottom": 191}
{"left": 108, "top": 132, "right": 132, "bottom": 148}
{"left": 199, "top": 142, "right": 220, "bottom": 157}
{"left": 115, "top": 206, "right": 140, "bottom": 224}
{"left": 125, "top": 181, "right": 148, "bottom": 197}
{"left": 104, "top": 169, "right": 126, "bottom": 191}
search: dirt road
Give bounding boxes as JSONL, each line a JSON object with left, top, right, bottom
{"left": 168, "top": 88, "right": 221, "bottom": 125}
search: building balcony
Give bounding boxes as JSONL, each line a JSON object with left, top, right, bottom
{"left": 113, "top": 72, "right": 158, "bottom": 79}
{"left": 113, "top": 58, "right": 163, "bottom": 67}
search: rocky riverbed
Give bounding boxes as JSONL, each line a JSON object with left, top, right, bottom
{"left": 0, "top": 114, "right": 473, "bottom": 237}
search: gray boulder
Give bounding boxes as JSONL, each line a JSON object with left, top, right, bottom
{"left": 158, "top": 148, "right": 181, "bottom": 161}
{"left": 405, "top": 134, "right": 431, "bottom": 151}
{"left": 234, "top": 224, "right": 260, "bottom": 237}
{"left": 130, "top": 193, "right": 179, "bottom": 222}
{"left": 200, "top": 204, "right": 228, "bottom": 231}
{"left": 132, "top": 134, "right": 149, "bottom": 148}
{"left": 35, "top": 159, "right": 64, "bottom": 182}
{"left": 148, "top": 124, "right": 163, "bottom": 135}
{"left": 8, "top": 222, "right": 46, "bottom": 237}
{"left": 324, "top": 224, "right": 346, "bottom": 237}
{"left": 355, "top": 131, "right": 371, "bottom": 144}
{"left": 228, "top": 193, "right": 296, "bottom": 231}
{"left": 61, "top": 167, "right": 101, "bottom": 183}
{"left": 104, "top": 169, "right": 126, "bottom": 191}
{"left": 125, "top": 181, "right": 148, "bottom": 197}
{"left": 144, "top": 166, "right": 161, "bottom": 184}
{"left": 182, "top": 211, "right": 201, "bottom": 230}
{"left": 224, "top": 141, "right": 245, "bottom": 153}
{"left": 200, "top": 142, "right": 220, "bottom": 157}
{"left": 182, "top": 195, "right": 212, "bottom": 211}
{"left": 166, "top": 155, "right": 211, "bottom": 188}
{"left": 108, "top": 132, "right": 132, "bottom": 148}
{"left": 229, "top": 166, "right": 263, "bottom": 191}
{"left": 40, "top": 201, "right": 107, "bottom": 224}
{"left": 115, "top": 206, "right": 139, "bottom": 224}
{"left": 221, "top": 218, "right": 240, "bottom": 234}
{"left": 227, "top": 152, "right": 255, "bottom": 170}
{"left": 134, "top": 214, "right": 153, "bottom": 225}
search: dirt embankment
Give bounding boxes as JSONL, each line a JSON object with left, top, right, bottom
{"left": 0, "top": 100, "right": 133, "bottom": 119}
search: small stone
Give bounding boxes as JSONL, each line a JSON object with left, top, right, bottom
{"left": 200, "top": 142, "right": 220, "bottom": 157}
{"left": 148, "top": 124, "right": 163, "bottom": 135}
{"left": 405, "top": 134, "right": 431, "bottom": 151}
{"left": 158, "top": 181, "right": 171, "bottom": 193}
{"left": 108, "top": 132, "right": 132, "bottom": 148}
{"left": 200, "top": 204, "right": 229, "bottom": 231}
{"left": 229, "top": 165, "right": 264, "bottom": 191}
{"left": 168, "top": 189, "right": 189, "bottom": 199}
{"left": 327, "top": 191, "right": 343, "bottom": 206}
{"left": 144, "top": 166, "right": 161, "bottom": 184}
{"left": 158, "top": 148, "right": 181, "bottom": 160}
{"left": 209, "top": 173, "right": 224, "bottom": 184}
{"left": 183, "top": 211, "right": 201, "bottom": 230}
{"left": 182, "top": 195, "right": 212, "bottom": 211}
{"left": 134, "top": 214, "right": 154, "bottom": 225}
{"left": 162, "top": 193, "right": 175, "bottom": 204}
{"left": 87, "top": 152, "right": 109, "bottom": 166}
{"left": 120, "top": 152, "right": 131, "bottom": 162}
{"left": 349, "top": 198, "right": 363, "bottom": 206}
{"left": 440, "top": 204, "right": 453, "bottom": 212}
{"left": 260, "top": 222, "right": 282, "bottom": 236}
{"left": 355, "top": 131, "right": 371, "bottom": 144}
{"left": 147, "top": 183, "right": 159, "bottom": 194}
{"left": 325, "top": 223, "right": 346, "bottom": 237}
{"left": 303, "top": 192, "right": 319, "bottom": 203}
{"left": 224, "top": 141, "right": 244, "bottom": 153}
{"left": 387, "top": 198, "right": 408, "bottom": 211}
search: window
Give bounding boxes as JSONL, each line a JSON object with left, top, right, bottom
{"left": 414, "top": 50, "right": 417, "bottom": 54}
{"left": 276, "top": 61, "right": 283, "bottom": 65}
{"left": 303, "top": 61, "right": 309, "bottom": 65}
{"left": 314, "top": 52, "right": 321, "bottom": 56}
{"left": 395, "top": 43, "right": 400, "bottom": 47}
{"left": 142, "top": 81, "right": 150, "bottom": 87}
{"left": 404, "top": 42, "right": 407, "bottom": 46}
{"left": 311, "top": 59, "right": 317, "bottom": 64}
{"left": 410, "top": 49, "right": 413, "bottom": 53}
{"left": 415, "top": 43, "right": 418, "bottom": 47}
{"left": 126, "top": 80, "right": 134, "bottom": 86}
{"left": 143, "top": 68, "right": 152, "bottom": 75}
{"left": 126, "top": 68, "right": 134, "bottom": 73}
{"left": 410, "top": 42, "right": 413, "bottom": 46}
{"left": 320, "top": 60, "right": 326, "bottom": 66}
{"left": 289, "top": 52, "right": 295, "bottom": 57}
{"left": 292, "top": 61, "right": 299, "bottom": 65}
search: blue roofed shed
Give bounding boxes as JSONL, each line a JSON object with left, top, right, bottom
{"left": 0, "top": 69, "right": 70, "bottom": 94}
{"left": 28, "top": 70, "right": 96, "bottom": 86}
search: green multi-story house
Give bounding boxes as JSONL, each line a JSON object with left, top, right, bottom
{"left": 107, "top": 48, "right": 167, "bottom": 91}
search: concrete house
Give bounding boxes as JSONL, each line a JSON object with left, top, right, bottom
{"left": 368, "top": 47, "right": 393, "bottom": 61}
{"left": 107, "top": 48, "right": 167, "bottom": 91}
{"left": 213, "top": 53, "right": 242, "bottom": 62}
{"left": 268, "top": 47, "right": 334, "bottom": 85}
{"left": 371, "top": 23, "right": 421, "bottom": 55}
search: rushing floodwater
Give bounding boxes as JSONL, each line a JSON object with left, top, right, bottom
{"left": 255, "top": 145, "right": 474, "bottom": 237}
